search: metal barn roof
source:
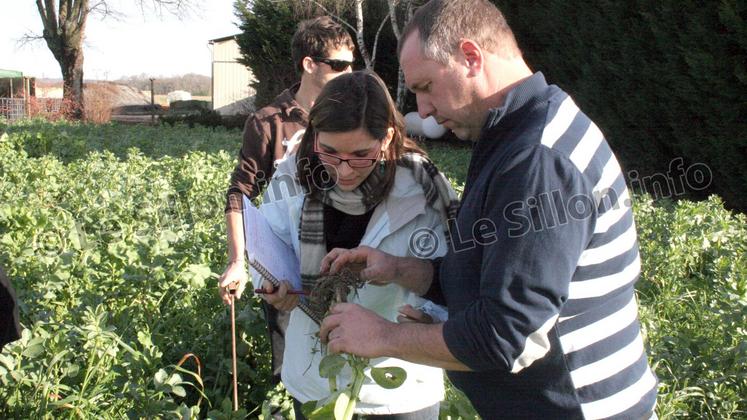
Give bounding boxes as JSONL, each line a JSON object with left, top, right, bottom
{"left": 0, "top": 69, "right": 23, "bottom": 78}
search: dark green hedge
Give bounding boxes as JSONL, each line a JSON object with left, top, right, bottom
{"left": 234, "top": 0, "right": 298, "bottom": 108}
{"left": 495, "top": 0, "right": 746, "bottom": 211}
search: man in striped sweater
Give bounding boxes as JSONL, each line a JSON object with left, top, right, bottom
{"left": 319, "top": 0, "right": 658, "bottom": 418}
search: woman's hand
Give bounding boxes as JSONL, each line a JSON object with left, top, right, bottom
{"left": 260, "top": 279, "right": 299, "bottom": 312}
{"left": 320, "top": 246, "right": 398, "bottom": 286}
{"left": 218, "top": 260, "right": 248, "bottom": 304}
{"left": 396, "top": 304, "right": 434, "bottom": 324}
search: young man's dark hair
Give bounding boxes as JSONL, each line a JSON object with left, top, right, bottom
{"left": 291, "top": 16, "right": 356, "bottom": 75}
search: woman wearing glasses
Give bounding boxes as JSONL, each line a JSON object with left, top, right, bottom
{"left": 254, "top": 70, "right": 458, "bottom": 419}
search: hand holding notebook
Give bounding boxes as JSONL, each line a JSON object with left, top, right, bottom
{"left": 242, "top": 201, "right": 302, "bottom": 289}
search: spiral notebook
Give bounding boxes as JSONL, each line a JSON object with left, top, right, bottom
{"left": 242, "top": 198, "right": 322, "bottom": 324}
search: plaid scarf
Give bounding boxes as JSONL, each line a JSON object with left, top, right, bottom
{"left": 298, "top": 153, "right": 459, "bottom": 322}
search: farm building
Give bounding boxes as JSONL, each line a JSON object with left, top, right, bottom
{"left": 0, "top": 69, "right": 37, "bottom": 120}
{"left": 208, "top": 35, "right": 255, "bottom": 115}
{"left": 0, "top": 69, "right": 34, "bottom": 98}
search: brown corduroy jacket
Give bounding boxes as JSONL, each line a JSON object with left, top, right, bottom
{"left": 225, "top": 84, "right": 308, "bottom": 213}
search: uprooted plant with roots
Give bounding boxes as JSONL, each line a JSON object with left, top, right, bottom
{"left": 302, "top": 268, "right": 407, "bottom": 420}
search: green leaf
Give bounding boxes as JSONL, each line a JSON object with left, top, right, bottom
{"left": 370, "top": 366, "right": 407, "bottom": 389}
{"left": 0, "top": 354, "right": 16, "bottom": 371}
{"left": 318, "top": 354, "right": 346, "bottom": 379}
{"left": 137, "top": 331, "right": 153, "bottom": 348}
{"left": 167, "top": 372, "right": 183, "bottom": 386}
{"left": 22, "top": 343, "right": 44, "bottom": 358}
{"left": 172, "top": 385, "right": 186, "bottom": 397}
{"left": 300, "top": 400, "right": 319, "bottom": 417}
{"left": 309, "top": 404, "right": 335, "bottom": 420}
{"left": 68, "top": 224, "right": 87, "bottom": 250}
{"left": 180, "top": 264, "right": 213, "bottom": 289}
{"left": 154, "top": 368, "right": 168, "bottom": 385}
{"left": 261, "top": 400, "right": 273, "bottom": 418}
{"left": 174, "top": 403, "right": 199, "bottom": 420}
{"left": 66, "top": 363, "right": 80, "bottom": 378}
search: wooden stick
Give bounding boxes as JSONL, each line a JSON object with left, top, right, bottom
{"left": 230, "top": 289, "right": 239, "bottom": 412}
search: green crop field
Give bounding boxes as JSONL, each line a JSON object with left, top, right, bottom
{"left": 0, "top": 120, "right": 744, "bottom": 419}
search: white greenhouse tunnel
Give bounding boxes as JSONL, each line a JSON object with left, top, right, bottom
{"left": 404, "top": 112, "right": 447, "bottom": 139}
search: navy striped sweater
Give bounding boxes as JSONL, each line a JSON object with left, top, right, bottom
{"left": 434, "top": 72, "right": 657, "bottom": 419}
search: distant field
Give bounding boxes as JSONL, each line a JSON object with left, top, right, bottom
{"left": 148, "top": 94, "right": 212, "bottom": 107}
{"left": 34, "top": 81, "right": 211, "bottom": 108}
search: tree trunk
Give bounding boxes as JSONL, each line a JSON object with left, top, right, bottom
{"left": 60, "top": 50, "right": 85, "bottom": 119}
{"left": 396, "top": 68, "right": 407, "bottom": 111}
{"left": 389, "top": 0, "right": 414, "bottom": 111}
{"left": 35, "top": 0, "right": 89, "bottom": 120}
{"left": 355, "top": 0, "right": 372, "bottom": 69}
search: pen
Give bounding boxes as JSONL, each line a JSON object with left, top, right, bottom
{"left": 254, "top": 288, "right": 308, "bottom": 296}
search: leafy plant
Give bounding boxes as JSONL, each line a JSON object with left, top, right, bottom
{"left": 0, "top": 119, "right": 744, "bottom": 418}
{"left": 0, "top": 119, "right": 276, "bottom": 417}
{"left": 302, "top": 353, "right": 407, "bottom": 420}
{"left": 300, "top": 269, "right": 407, "bottom": 420}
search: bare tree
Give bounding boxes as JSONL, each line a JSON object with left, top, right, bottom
{"left": 33, "top": 0, "right": 194, "bottom": 120}
{"left": 386, "top": 0, "right": 416, "bottom": 109}
{"left": 35, "top": 0, "right": 89, "bottom": 119}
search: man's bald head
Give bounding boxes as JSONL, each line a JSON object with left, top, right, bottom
{"left": 398, "top": 0, "right": 521, "bottom": 65}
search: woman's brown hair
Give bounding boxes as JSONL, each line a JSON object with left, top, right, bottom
{"left": 297, "top": 70, "right": 425, "bottom": 200}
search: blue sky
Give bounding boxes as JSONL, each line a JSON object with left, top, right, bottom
{"left": 1, "top": 1, "right": 241, "bottom": 80}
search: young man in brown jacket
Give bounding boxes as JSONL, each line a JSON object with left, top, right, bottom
{"left": 218, "top": 16, "right": 355, "bottom": 382}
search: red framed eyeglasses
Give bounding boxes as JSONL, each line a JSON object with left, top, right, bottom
{"left": 313, "top": 134, "right": 382, "bottom": 168}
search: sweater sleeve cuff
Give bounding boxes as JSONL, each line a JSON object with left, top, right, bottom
{"left": 224, "top": 191, "right": 245, "bottom": 214}
{"left": 442, "top": 315, "right": 501, "bottom": 372}
{"left": 422, "top": 257, "right": 446, "bottom": 306}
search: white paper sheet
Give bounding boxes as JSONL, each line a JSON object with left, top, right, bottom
{"left": 242, "top": 199, "right": 302, "bottom": 290}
